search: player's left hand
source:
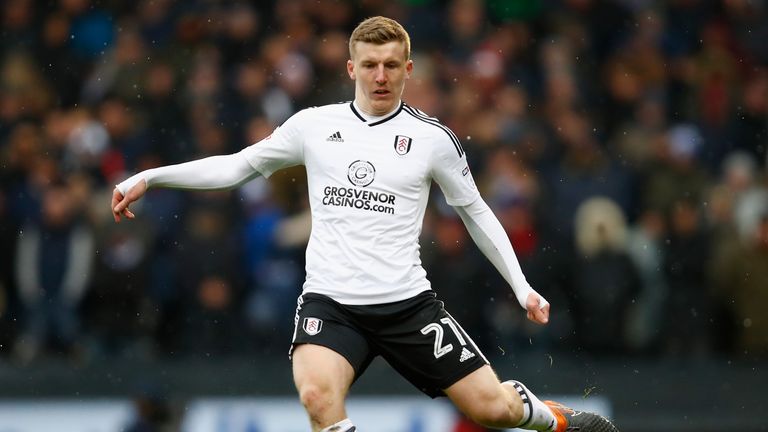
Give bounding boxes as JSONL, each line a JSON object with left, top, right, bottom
{"left": 525, "top": 292, "right": 550, "bottom": 325}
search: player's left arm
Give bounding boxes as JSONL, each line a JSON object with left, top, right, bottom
{"left": 453, "top": 198, "right": 550, "bottom": 324}
{"left": 430, "top": 133, "right": 549, "bottom": 324}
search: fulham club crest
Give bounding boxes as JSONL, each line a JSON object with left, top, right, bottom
{"left": 394, "top": 135, "right": 413, "bottom": 156}
{"left": 303, "top": 317, "right": 323, "bottom": 336}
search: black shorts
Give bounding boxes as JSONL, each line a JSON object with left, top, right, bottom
{"left": 290, "top": 290, "right": 489, "bottom": 398}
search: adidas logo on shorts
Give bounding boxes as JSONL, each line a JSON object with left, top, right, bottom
{"left": 459, "top": 347, "right": 475, "bottom": 362}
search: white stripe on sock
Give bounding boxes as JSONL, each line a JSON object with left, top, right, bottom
{"left": 320, "top": 418, "right": 355, "bottom": 432}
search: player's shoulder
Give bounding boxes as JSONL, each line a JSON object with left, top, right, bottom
{"left": 296, "top": 101, "right": 353, "bottom": 118}
{"left": 400, "top": 103, "right": 456, "bottom": 138}
{"left": 281, "top": 102, "right": 354, "bottom": 130}
{"left": 401, "top": 103, "right": 440, "bottom": 123}
{"left": 401, "top": 103, "right": 464, "bottom": 157}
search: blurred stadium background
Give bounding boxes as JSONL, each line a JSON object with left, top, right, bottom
{"left": 1, "top": 0, "right": 767, "bottom": 431}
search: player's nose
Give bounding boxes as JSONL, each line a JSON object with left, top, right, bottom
{"left": 374, "top": 65, "right": 387, "bottom": 83}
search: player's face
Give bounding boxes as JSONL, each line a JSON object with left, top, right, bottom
{"left": 348, "top": 41, "right": 413, "bottom": 116}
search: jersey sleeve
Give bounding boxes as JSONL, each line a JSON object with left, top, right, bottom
{"left": 241, "top": 109, "right": 306, "bottom": 177}
{"left": 430, "top": 133, "right": 480, "bottom": 206}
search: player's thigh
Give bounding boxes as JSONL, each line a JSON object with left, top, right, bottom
{"left": 290, "top": 293, "right": 373, "bottom": 396}
{"left": 374, "top": 292, "right": 488, "bottom": 397}
{"left": 292, "top": 343, "right": 356, "bottom": 396}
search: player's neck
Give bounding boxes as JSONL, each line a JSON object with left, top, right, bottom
{"left": 353, "top": 100, "right": 401, "bottom": 121}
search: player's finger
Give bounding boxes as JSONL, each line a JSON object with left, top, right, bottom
{"left": 528, "top": 306, "right": 546, "bottom": 324}
{"left": 113, "top": 204, "right": 127, "bottom": 222}
{"left": 531, "top": 311, "right": 544, "bottom": 323}
{"left": 112, "top": 198, "right": 123, "bottom": 223}
{"left": 114, "top": 195, "right": 135, "bottom": 217}
{"left": 111, "top": 190, "right": 123, "bottom": 216}
{"left": 112, "top": 189, "right": 125, "bottom": 210}
{"left": 114, "top": 198, "right": 127, "bottom": 214}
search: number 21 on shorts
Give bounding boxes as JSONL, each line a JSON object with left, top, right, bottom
{"left": 420, "top": 317, "right": 467, "bottom": 358}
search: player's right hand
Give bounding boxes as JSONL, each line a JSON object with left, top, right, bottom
{"left": 111, "top": 179, "right": 147, "bottom": 223}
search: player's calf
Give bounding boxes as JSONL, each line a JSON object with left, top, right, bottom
{"left": 502, "top": 380, "right": 559, "bottom": 431}
{"left": 462, "top": 394, "right": 521, "bottom": 428}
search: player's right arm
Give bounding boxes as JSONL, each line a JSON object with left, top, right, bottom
{"left": 112, "top": 110, "right": 307, "bottom": 223}
{"left": 111, "top": 152, "right": 258, "bottom": 222}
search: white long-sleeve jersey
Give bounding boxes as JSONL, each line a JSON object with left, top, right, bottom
{"left": 117, "top": 101, "right": 541, "bottom": 308}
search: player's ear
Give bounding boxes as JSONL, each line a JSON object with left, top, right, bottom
{"left": 347, "top": 59, "right": 356, "bottom": 80}
{"left": 405, "top": 59, "right": 413, "bottom": 79}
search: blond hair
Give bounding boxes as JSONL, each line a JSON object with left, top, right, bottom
{"left": 574, "top": 196, "right": 628, "bottom": 257}
{"left": 349, "top": 16, "right": 411, "bottom": 60}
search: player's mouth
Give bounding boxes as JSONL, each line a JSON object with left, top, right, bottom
{"left": 373, "top": 89, "right": 390, "bottom": 98}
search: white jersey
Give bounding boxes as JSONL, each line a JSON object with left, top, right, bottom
{"left": 241, "top": 101, "right": 480, "bottom": 305}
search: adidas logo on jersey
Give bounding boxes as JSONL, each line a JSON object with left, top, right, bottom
{"left": 459, "top": 347, "right": 475, "bottom": 362}
{"left": 326, "top": 131, "right": 344, "bottom": 142}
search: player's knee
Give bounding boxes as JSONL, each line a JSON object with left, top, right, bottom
{"left": 298, "top": 383, "right": 334, "bottom": 416}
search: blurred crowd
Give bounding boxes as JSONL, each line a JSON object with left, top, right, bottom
{"left": 1, "top": 0, "right": 767, "bottom": 366}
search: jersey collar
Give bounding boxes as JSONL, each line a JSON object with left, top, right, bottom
{"left": 349, "top": 100, "right": 404, "bottom": 126}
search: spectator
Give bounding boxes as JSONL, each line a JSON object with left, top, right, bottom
{"left": 643, "top": 123, "right": 711, "bottom": 215}
{"left": 568, "top": 197, "right": 641, "bottom": 354}
{"left": 715, "top": 213, "right": 768, "bottom": 356}
{"left": 13, "top": 181, "right": 94, "bottom": 362}
{"left": 663, "top": 198, "right": 713, "bottom": 358}
{"left": 85, "top": 189, "right": 155, "bottom": 358}
{"left": 625, "top": 208, "right": 668, "bottom": 353}
{"left": 174, "top": 200, "right": 246, "bottom": 355}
